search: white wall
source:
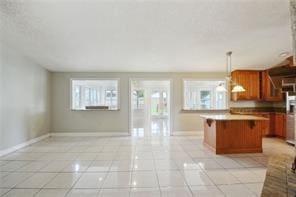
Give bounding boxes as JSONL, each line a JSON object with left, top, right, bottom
{"left": 0, "top": 44, "right": 51, "bottom": 150}
{"left": 52, "top": 72, "right": 269, "bottom": 134}
{"left": 0, "top": 48, "right": 3, "bottom": 148}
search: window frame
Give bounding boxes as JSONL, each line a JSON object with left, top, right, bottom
{"left": 182, "top": 78, "right": 229, "bottom": 112}
{"left": 70, "top": 78, "right": 120, "bottom": 111}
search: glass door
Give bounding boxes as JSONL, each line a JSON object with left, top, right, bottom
{"left": 150, "top": 90, "right": 168, "bottom": 118}
{"left": 130, "top": 80, "right": 171, "bottom": 137}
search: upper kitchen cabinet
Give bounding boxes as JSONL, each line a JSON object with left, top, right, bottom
{"left": 231, "top": 70, "right": 261, "bottom": 101}
{"left": 261, "top": 70, "right": 284, "bottom": 102}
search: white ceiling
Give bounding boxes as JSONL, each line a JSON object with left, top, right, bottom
{"left": 0, "top": 0, "right": 293, "bottom": 72}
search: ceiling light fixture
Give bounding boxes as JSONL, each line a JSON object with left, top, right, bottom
{"left": 216, "top": 83, "right": 227, "bottom": 92}
{"left": 279, "top": 52, "right": 290, "bottom": 58}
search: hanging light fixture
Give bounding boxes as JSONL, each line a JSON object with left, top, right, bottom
{"left": 231, "top": 84, "right": 246, "bottom": 92}
{"left": 226, "top": 51, "right": 246, "bottom": 93}
{"left": 216, "top": 82, "right": 227, "bottom": 92}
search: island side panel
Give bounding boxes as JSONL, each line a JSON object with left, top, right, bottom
{"left": 203, "top": 119, "right": 217, "bottom": 151}
{"left": 215, "top": 120, "right": 263, "bottom": 154}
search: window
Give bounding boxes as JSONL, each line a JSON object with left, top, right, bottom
{"left": 71, "top": 79, "right": 119, "bottom": 110}
{"left": 183, "top": 79, "right": 227, "bottom": 110}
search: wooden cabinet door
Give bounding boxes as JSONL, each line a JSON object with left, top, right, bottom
{"left": 273, "top": 114, "right": 286, "bottom": 138}
{"left": 261, "top": 70, "right": 283, "bottom": 102}
{"left": 282, "top": 114, "right": 286, "bottom": 138}
{"left": 231, "top": 70, "right": 261, "bottom": 101}
{"left": 253, "top": 114, "right": 270, "bottom": 136}
{"left": 261, "top": 114, "right": 270, "bottom": 136}
{"left": 269, "top": 114, "right": 276, "bottom": 136}
{"left": 274, "top": 114, "right": 282, "bottom": 136}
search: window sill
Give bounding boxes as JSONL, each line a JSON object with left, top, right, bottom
{"left": 181, "top": 109, "right": 229, "bottom": 113}
{"left": 71, "top": 109, "right": 120, "bottom": 111}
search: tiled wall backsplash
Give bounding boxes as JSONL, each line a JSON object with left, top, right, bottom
{"left": 230, "top": 107, "right": 286, "bottom": 114}
{"left": 229, "top": 100, "right": 286, "bottom": 113}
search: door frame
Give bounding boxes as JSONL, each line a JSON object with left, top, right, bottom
{"left": 128, "top": 78, "right": 173, "bottom": 136}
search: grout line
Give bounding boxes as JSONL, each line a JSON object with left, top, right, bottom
{"left": 0, "top": 188, "right": 12, "bottom": 197}
{"left": 0, "top": 135, "right": 278, "bottom": 197}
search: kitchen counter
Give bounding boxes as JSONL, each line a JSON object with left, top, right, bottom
{"left": 200, "top": 114, "right": 268, "bottom": 121}
{"left": 201, "top": 114, "right": 268, "bottom": 154}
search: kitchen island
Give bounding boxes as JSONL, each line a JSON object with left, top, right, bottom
{"left": 200, "top": 114, "right": 269, "bottom": 154}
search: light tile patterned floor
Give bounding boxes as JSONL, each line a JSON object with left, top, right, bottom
{"left": 0, "top": 136, "right": 294, "bottom": 197}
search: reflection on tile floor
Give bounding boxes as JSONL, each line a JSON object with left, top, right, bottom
{"left": 0, "top": 135, "right": 294, "bottom": 197}
{"left": 132, "top": 118, "right": 170, "bottom": 137}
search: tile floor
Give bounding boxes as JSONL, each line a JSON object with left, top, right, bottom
{"left": 0, "top": 135, "right": 294, "bottom": 197}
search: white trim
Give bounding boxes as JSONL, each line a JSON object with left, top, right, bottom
{"left": 0, "top": 131, "right": 129, "bottom": 157}
{"left": 169, "top": 79, "right": 174, "bottom": 136}
{"left": 128, "top": 78, "right": 132, "bottom": 136}
{"left": 0, "top": 131, "right": 204, "bottom": 157}
{"left": 50, "top": 132, "right": 129, "bottom": 137}
{"left": 0, "top": 133, "right": 50, "bottom": 157}
{"left": 173, "top": 131, "right": 204, "bottom": 136}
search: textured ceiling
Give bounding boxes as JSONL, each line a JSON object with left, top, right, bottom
{"left": 0, "top": 0, "right": 293, "bottom": 72}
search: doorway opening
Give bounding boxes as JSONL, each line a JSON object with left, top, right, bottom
{"left": 130, "top": 79, "right": 171, "bottom": 137}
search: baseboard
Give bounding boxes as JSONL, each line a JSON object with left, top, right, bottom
{"left": 173, "top": 131, "right": 203, "bottom": 136}
{"left": 0, "top": 133, "right": 50, "bottom": 157}
{"left": 50, "top": 132, "right": 129, "bottom": 137}
{"left": 0, "top": 131, "right": 202, "bottom": 157}
{"left": 0, "top": 132, "right": 129, "bottom": 157}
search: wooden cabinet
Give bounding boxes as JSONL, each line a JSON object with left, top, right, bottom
{"left": 242, "top": 113, "right": 286, "bottom": 138}
{"left": 231, "top": 70, "right": 261, "bottom": 101}
{"left": 264, "top": 113, "right": 286, "bottom": 138}
{"left": 261, "top": 70, "right": 284, "bottom": 102}
{"left": 231, "top": 70, "right": 284, "bottom": 102}
{"left": 268, "top": 114, "right": 276, "bottom": 136}
{"left": 203, "top": 118, "right": 264, "bottom": 154}
{"left": 258, "top": 114, "right": 271, "bottom": 136}
{"left": 273, "top": 113, "right": 286, "bottom": 138}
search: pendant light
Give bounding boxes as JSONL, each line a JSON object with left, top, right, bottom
{"left": 216, "top": 82, "right": 227, "bottom": 92}
{"left": 226, "top": 51, "right": 246, "bottom": 93}
{"left": 231, "top": 84, "right": 246, "bottom": 92}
